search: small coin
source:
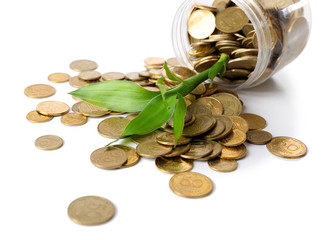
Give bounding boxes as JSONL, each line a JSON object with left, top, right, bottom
{"left": 156, "top": 157, "right": 193, "bottom": 174}
{"left": 183, "top": 115, "right": 216, "bottom": 137}
{"left": 167, "top": 111, "right": 193, "bottom": 128}
{"left": 203, "top": 83, "right": 218, "bottom": 96}
{"left": 220, "top": 129, "right": 247, "bottom": 147}
{"left": 209, "top": 33, "right": 235, "bottom": 42}
{"left": 61, "top": 113, "right": 87, "bottom": 126}
{"left": 35, "top": 135, "right": 63, "bottom": 150}
{"left": 266, "top": 137, "right": 307, "bottom": 159}
{"left": 246, "top": 130, "right": 272, "bottom": 145}
{"left": 130, "top": 131, "right": 160, "bottom": 144}
{"left": 97, "top": 117, "right": 130, "bottom": 139}
{"left": 163, "top": 143, "right": 192, "bottom": 157}
{"left": 113, "top": 145, "right": 140, "bottom": 168}
{"left": 139, "top": 71, "right": 151, "bottom": 78}
{"left": 24, "top": 84, "right": 56, "bottom": 98}
{"left": 228, "top": 116, "right": 249, "bottom": 133}
{"left": 191, "top": 83, "right": 206, "bottom": 95}
{"left": 126, "top": 72, "right": 147, "bottom": 81}
{"left": 169, "top": 172, "right": 213, "bottom": 198}
{"left": 196, "top": 97, "right": 224, "bottom": 115}
{"left": 220, "top": 144, "right": 247, "bottom": 160}
{"left": 101, "top": 72, "right": 125, "bottom": 81}
{"left": 227, "top": 56, "right": 257, "bottom": 71}
{"left": 231, "top": 48, "right": 258, "bottom": 58}
{"left": 172, "top": 66, "right": 196, "bottom": 80}
{"left": 211, "top": 92, "right": 242, "bottom": 116}
{"left": 69, "top": 76, "right": 93, "bottom": 88}
{"left": 36, "top": 101, "right": 69, "bottom": 116}
{"left": 149, "top": 69, "right": 163, "bottom": 79}
{"left": 78, "top": 101, "right": 110, "bottom": 117}
{"left": 208, "top": 158, "right": 238, "bottom": 172}
{"left": 78, "top": 71, "right": 101, "bottom": 81}
{"left": 242, "top": 23, "right": 255, "bottom": 36}
{"left": 204, "top": 115, "right": 233, "bottom": 140}
{"left": 156, "top": 132, "right": 191, "bottom": 146}
{"left": 188, "top": 9, "right": 216, "bottom": 39}
{"left": 90, "top": 146, "right": 128, "bottom": 169}
{"left": 187, "top": 101, "right": 213, "bottom": 116}
{"left": 70, "top": 60, "right": 98, "bottom": 72}
{"left": 216, "top": 7, "right": 249, "bottom": 33}
{"left": 212, "top": 0, "right": 230, "bottom": 10}
{"left": 240, "top": 113, "right": 267, "bottom": 130}
{"left": 26, "top": 110, "right": 53, "bottom": 123}
{"left": 194, "top": 57, "right": 219, "bottom": 72}
{"left": 71, "top": 102, "right": 82, "bottom": 113}
{"left": 48, "top": 73, "right": 70, "bottom": 83}
{"left": 67, "top": 196, "right": 115, "bottom": 226}
{"left": 136, "top": 141, "right": 172, "bottom": 158}
{"left": 198, "top": 141, "right": 223, "bottom": 161}
{"left": 144, "top": 57, "right": 165, "bottom": 66}
{"left": 180, "top": 140, "right": 213, "bottom": 160}
{"left": 224, "top": 69, "right": 251, "bottom": 79}
{"left": 202, "top": 118, "right": 225, "bottom": 139}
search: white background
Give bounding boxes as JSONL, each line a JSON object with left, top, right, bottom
{"left": 0, "top": 0, "right": 320, "bottom": 239}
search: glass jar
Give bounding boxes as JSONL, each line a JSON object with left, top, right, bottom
{"left": 172, "top": 0, "right": 312, "bottom": 89}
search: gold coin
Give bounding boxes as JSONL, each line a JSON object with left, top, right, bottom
{"left": 231, "top": 48, "right": 258, "bottom": 58}
{"left": 208, "top": 158, "right": 238, "bottom": 172}
{"left": 68, "top": 196, "right": 115, "bottom": 226}
{"left": 194, "top": 57, "right": 219, "bottom": 72}
{"left": 143, "top": 86, "right": 160, "bottom": 92}
{"left": 211, "top": 92, "right": 242, "bottom": 116}
{"left": 220, "top": 129, "right": 247, "bottom": 147}
{"left": 78, "top": 71, "right": 101, "bottom": 81}
{"left": 209, "top": 33, "right": 235, "bottom": 42}
{"left": 136, "top": 141, "right": 172, "bottom": 158}
{"left": 187, "top": 101, "right": 213, "bottom": 116}
{"left": 70, "top": 60, "right": 98, "bottom": 72}
{"left": 188, "top": 9, "right": 216, "bottom": 39}
{"left": 212, "top": 0, "right": 230, "bottom": 10}
{"left": 206, "top": 115, "right": 233, "bottom": 140}
{"left": 216, "top": 7, "right": 249, "bottom": 33}
{"left": 101, "top": 72, "right": 125, "bottom": 81}
{"left": 172, "top": 66, "right": 196, "bottom": 80}
{"left": 189, "top": 43, "right": 216, "bottom": 57}
{"left": 218, "top": 46, "right": 239, "bottom": 55}
{"left": 203, "top": 83, "right": 218, "bottom": 96}
{"left": 97, "top": 117, "right": 130, "bottom": 139}
{"left": 60, "top": 113, "right": 87, "bottom": 126}
{"left": 167, "top": 111, "right": 193, "bottom": 128}
{"left": 139, "top": 71, "right": 151, "bottom": 78}
{"left": 26, "top": 110, "right": 53, "bottom": 123}
{"left": 90, "top": 146, "right": 128, "bottom": 169}
{"left": 242, "top": 23, "right": 254, "bottom": 36}
{"left": 228, "top": 116, "right": 249, "bottom": 133}
{"left": 144, "top": 57, "right": 165, "bottom": 66}
{"left": 126, "top": 72, "right": 147, "bottom": 81}
{"left": 215, "top": 40, "right": 241, "bottom": 48}
{"left": 191, "top": 83, "right": 206, "bottom": 95}
{"left": 113, "top": 145, "right": 140, "bottom": 168}
{"left": 196, "top": 97, "right": 224, "bottom": 115}
{"left": 166, "top": 57, "right": 180, "bottom": 67}
{"left": 35, "top": 135, "right": 63, "bottom": 150}
{"left": 240, "top": 113, "right": 267, "bottom": 130}
{"left": 24, "top": 84, "right": 56, "bottom": 99}
{"left": 48, "top": 73, "right": 70, "bottom": 83}
{"left": 78, "top": 101, "right": 110, "bottom": 117}
{"left": 36, "top": 101, "right": 69, "bottom": 116}
{"left": 69, "top": 76, "right": 91, "bottom": 88}
{"left": 203, "top": 119, "right": 225, "bottom": 139}
{"left": 198, "top": 141, "right": 223, "bottom": 161}
{"left": 156, "top": 157, "right": 193, "bottom": 174}
{"left": 266, "top": 137, "right": 307, "bottom": 159}
{"left": 180, "top": 140, "right": 213, "bottom": 160}
{"left": 130, "top": 131, "right": 160, "bottom": 144}
{"left": 169, "top": 172, "right": 213, "bottom": 198}
{"left": 227, "top": 56, "right": 257, "bottom": 71}
{"left": 183, "top": 115, "right": 216, "bottom": 137}
{"left": 144, "top": 65, "right": 163, "bottom": 70}
{"left": 246, "top": 130, "right": 272, "bottom": 145}
{"left": 163, "top": 143, "right": 192, "bottom": 157}
{"left": 109, "top": 111, "right": 126, "bottom": 115}
{"left": 149, "top": 69, "right": 163, "bottom": 79}
{"left": 224, "top": 69, "right": 251, "bottom": 79}
{"left": 71, "top": 102, "right": 82, "bottom": 113}
{"left": 221, "top": 144, "right": 247, "bottom": 160}
{"left": 156, "top": 132, "right": 191, "bottom": 146}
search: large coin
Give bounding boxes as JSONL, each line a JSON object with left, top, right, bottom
{"left": 188, "top": 9, "right": 216, "bottom": 39}
{"left": 97, "top": 117, "right": 130, "bottom": 139}
{"left": 211, "top": 93, "right": 242, "bottom": 116}
{"left": 155, "top": 157, "right": 193, "bottom": 174}
{"left": 136, "top": 141, "right": 172, "bottom": 158}
{"left": 67, "top": 196, "right": 115, "bottom": 226}
{"left": 216, "top": 7, "right": 249, "bottom": 33}
{"left": 36, "top": 101, "right": 69, "bottom": 116}
{"left": 24, "top": 84, "right": 56, "bottom": 98}
{"left": 169, "top": 172, "right": 213, "bottom": 198}
{"left": 90, "top": 146, "right": 128, "bottom": 169}
{"left": 35, "top": 135, "right": 63, "bottom": 150}
{"left": 266, "top": 137, "right": 307, "bottom": 159}
{"left": 240, "top": 113, "right": 267, "bottom": 130}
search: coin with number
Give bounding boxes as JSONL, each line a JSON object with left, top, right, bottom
{"left": 90, "top": 146, "right": 128, "bottom": 169}
{"left": 68, "top": 196, "right": 115, "bottom": 226}
{"left": 35, "top": 135, "right": 63, "bottom": 150}
{"left": 169, "top": 172, "right": 213, "bottom": 198}
{"left": 266, "top": 136, "right": 307, "bottom": 159}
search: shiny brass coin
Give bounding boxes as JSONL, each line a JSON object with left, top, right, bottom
{"left": 26, "top": 110, "right": 53, "bottom": 123}
{"left": 163, "top": 143, "right": 192, "bottom": 157}
{"left": 183, "top": 115, "right": 216, "bottom": 137}
{"left": 69, "top": 76, "right": 91, "bottom": 88}
{"left": 138, "top": 71, "right": 150, "bottom": 78}
{"left": 156, "top": 157, "right": 193, "bottom": 174}
{"left": 70, "top": 59, "right": 98, "bottom": 72}
{"left": 218, "top": 46, "right": 239, "bottom": 55}
{"left": 24, "top": 84, "right": 56, "bottom": 99}
{"left": 228, "top": 116, "right": 249, "bottom": 133}
{"left": 242, "top": 23, "right": 254, "bottom": 36}
{"left": 143, "top": 86, "right": 160, "bottom": 92}
{"left": 231, "top": 48, "right": 258, "bottom": 58}
{"left": 183, "top": 114, "right": 196, "bottom": 127}
{"left": 227, "top": 56, "right": 257, "bottom": 71}
{"left": 136, "top": 141, "right": 172, "bottom": 158}
{"left": 68, "top": 196, "right": 115, "bottom": 226}
{"left": 167, "top": 111, "right": 193, "bottom": 128}
{"left": 189, "top": 44, "right": 216, "bottom": 57}
{"left": 220, "top": 144, "right": 247, "bottom": 160}
{"left": 212, "top": 0, "right": 230, "bottom": 11}
{"left": 209, "top": 33, "right": 235, "bottom": 42}
{"left": 169, "top": 172, "right": 213, "bottom": 198}
{"left": 198, "top": 141, "right": 223, "bottom": 161}
{"left": 266, "top": 137, "right": 307, "bottom": 159}
{"left": 98, "top": 117, "right": 130, "bottom": 139}
{"left": 78, "top": 101, "right": 110, "bottom": 117}
{"left": 246, "top": 130, "right": 272, "bottom": 145}
{"left": 48, "top": 73, "right": 70, "bottom": 83}
{"left": 149, "top": 69, "right": 163, "bottom": 79}
{"left": 215, "top": 40, "right": 241, "bottom": 48}
{"left": 220, "top": 129, "right": 247, "bottom": 147}
{"left": 144, "top": 65, "right": 163, "bottom": 70}
{"left": 187, "top": 101, "right": 213, "bottom": 116}
{"left": 78, "top": 71, "right": 101, "bottom": 81}
{"left": 188, "top": 9, "right": 216, "bottom": 39}
{"left": 35, "top": 135, "right": 63, "bottom": 150}
{"left": 216, "top": 7, "right": 249, "bottom": 33}
{"left": 203, "top": 119, "right": 225, "bottom": 139}
{"left": 180, "top": 140, "right": 213, "bottom": 159}
{"left": 191, "top": 83, "right": 206, "bottom": 95}
{"left": 241, "top": 37, "right": 253, "bottom": 47}
{"left": 166, "top": 57, "right": 180, "bottom": 67}
{"left": 36, "top": 101, "right": 69, "bottom": 116}
{"left": 130, "top": 131, "right": 160, "bottom": 144}
{"left": 156, "top": 132, "right": 192, "bottom": 146}
{"left": 90, "top": 146, "right": 127, "bottom": 169}
{"left": 204, "top": 115, "right": 232, "bottom": 140}
{"left": 240, "top": 113, "right": 267, "bottom": 130}
{"left": 144, "top": 57, "right": 165, "bottom": 66}
{"left": 194, "top": 57, "right": 219, "bottom": 72}
{"left": 203, "top": 83, "right": 218, "bottom": 96}
{"left": 113, "top": 145, "right": 140, "bottom": 168}
{"left": 211, "top": 92, "right": 242, "bottom": 116}
{"left": 208, "top": 158, "right": 238, "bottom": 172}
{"left": 196, "top": 97, "right": 224, "bottom": 115}
{"left": 135, "top": 80, "right": 152, "bottom": 86}
{"left": 194, "top": 2, "right": 218, "bottom": 12}
{"left": 224, "top": 69, "right": 251, "bottom": 79}
{"left": 172, "top": 66, "right": 196, "bottom": 80}
{"left": 126, "top": 72, "right": 147, "bottom": 81}
{"left": 101, "top": 72, "right": 125, "bottom": 81}
{"left": 61, "top": 113, "right": 87, "bottom": 126}
{"left": 71, "top": 102, "right": 82, "bottom": 113}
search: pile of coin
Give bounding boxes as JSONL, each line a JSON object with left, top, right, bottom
{"left": 186, "top": 0, "right": 258, "bottom": 85}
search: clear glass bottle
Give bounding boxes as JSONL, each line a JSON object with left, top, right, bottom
{"left": 172, "top": 0, "right": 312, "bottom": 89}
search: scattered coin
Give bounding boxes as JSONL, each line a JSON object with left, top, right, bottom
{"left": 90, "top": 146, "right": 128, "bottom": 169}
{"left": 156, "top": 157, "right": 193, "bottom": 174}
{"left": 266, "top": 136, "right": 307, "bottom": 159}
{"left": 130, "top": 131, "right": 160, "bottom": 144}
{"left": 68, "top": 196, "right": 115, "bottom": 226}
{"left": 156, "top": 132, "right": 192, "bottom": 146}
{"left": 70, "top": 60, "right": 98, "bottom": 72}
{"left": 240, "top": 113, "right": 267, "bottom": 130}
{"left": 208, "top": 158, "right": 238, "bottom": 172}
{"left": 78, "top": 101, "right": 110, "bottom": 117}
{"left": 163, "top": 143, "right": 192, "bottom": 157}
{"left": 101, "top": 72, "right": 125, "bottom": 81}
{"left": 113, "top": 145, "right": 140, "bottom": 168}
{"left": 26, "top": 110, "right": 53, "bottom": 123}
{"left": 48, "top": 73, "right": 70, "bottom": 83}
{"left": 144, "top": 57, "right": 165, "bottom": 66}
{"left": 197, "top": 141, "right": 223, "bottom": 161}
{"left": 196, "top": 97, "right": 224, "bottom": 115}
{"left": 35, "top": 135, "right": 63, "bottom": 150}
{"left": 78, "top": 71, "right": 101, "bottom": 81}
{"left": 204, "top": 115, "right": 233, "bottom": 140}
{"left": 24, "top": 84, "right": 56, "bottom": 99}
{"left": 228, "top": 115, "right": 249, "bottom": 133}
{"left": 97, "top": 117, "right": 130, "bottom": 139}
{"left": 183, "top": 115, "right": 216, "bottom": 137}
{"left": 136, "top": 141, "right": 172, "bottom": 158}
{"left": 61, "top": 113, "right": 87, "bottom": 126}
{"left": 36, "top": 101, "right": 69, "bottom": 116}
{"left": 246, "top": 130, "right": 272, "bottom": 144}
{"left": 181, "top": 140, "right": 213, "bottom": 159}
{"left": 69, "top": 76, "right": 92, "bottom": 88}
{"left": 71, "top": 101, "right": 82, "bottom": 113}
{"left": 211, "top": 92, "right": 242, "bottom": 116}
{"left": 220, "top": 144, "right": 247, "bottom": 160}
{"left": 220, "top": 129, "right": 247, "bottom": 147}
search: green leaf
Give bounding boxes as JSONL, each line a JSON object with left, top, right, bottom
{"left": 173, "top": 93, "right": 186, "bottom": 147}
{"left": 69, "top": 80, "right": 159, "bottom": 112}
{"left": 156, "top": 77, "right": 167, "bottom": 101}
{"left": 163, "top": 61, "right": 183, "bottom": 82}
{"left": 121, "top": 94, "right": 177, "bottom": 137}
{"left": 208, "top": 53, "right": 229, "bottom": 87}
